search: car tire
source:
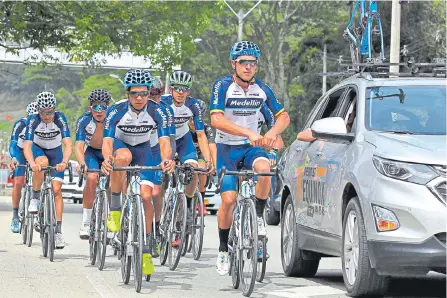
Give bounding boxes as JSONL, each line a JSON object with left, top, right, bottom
{"left": 209, "top": 210, "right": 217, "bottom": 216}
{"left": 265, "top": 193, "right": 280, "bottom": 226}
{"left": 281, "top": 194, "right": 319, "bottom": 277}
{"left": 342, "top": 197, "right": 390, "bottom": 297}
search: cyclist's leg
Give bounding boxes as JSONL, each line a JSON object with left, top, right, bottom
{"left": 177, "top": 133, "right": 199, "bottom": 215}
{"left": 107, "top": 139, "right": 132, "bottom": 232}
{"left": 244, "top": 146, "right": 270, "bottom": 236}
{"left": 80, "top": 147, "right": 101, "bottom": 238}
{"left": 11, "top": 149, "right": 25, "bottom": 232}
{"left": 29, "top": 144, "right": 48, "bottom": 213}
{"left": 46, "top": 146, "right": 65, "bottom": 248}
{"left": 215, "top": 144, "right": 245, "bottom": 275}
{"left": 149, "top": 144, "right": 163, "bottom": 230}
{"left": 197, "top": 157, "right": 208, "bottom": 216}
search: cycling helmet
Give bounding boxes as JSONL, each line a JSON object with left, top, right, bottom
{"left": 123, "top": 69, "right": 153, "bottom": 90}
{"left": 26, "top": 102, "right": 38, "bottom": 115}
{"left": 35, "top": 91, "right": 56, "bottom": 109}
{"left": 88, "top": 89, "right": 111, "bottom": 103}
{"left": 150, "top": 77, "right": 164, "bottom": 96}
{"left": 229, "top": 41, "right": 261, "bottom": 60}
{"left": 169, "top": 70, "right": 192, "bottom": 88}
{"left": 197, "top": 99, "right": 208, "bottom": 117}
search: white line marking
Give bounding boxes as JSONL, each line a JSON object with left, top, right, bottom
{"left": 266, "top": 285, "right": 345, "bottom": 298}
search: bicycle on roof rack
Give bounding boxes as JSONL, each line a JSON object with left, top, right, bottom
{"left": 344, "top": 0, "right": 386, "bottom": 67}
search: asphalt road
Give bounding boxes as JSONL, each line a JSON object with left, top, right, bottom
{"left": 0, "top": 196, "right": 445, "bottom": 298}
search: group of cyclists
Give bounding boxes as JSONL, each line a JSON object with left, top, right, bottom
{"left": 7, "top": 40, "right": 290, "bottom": 284}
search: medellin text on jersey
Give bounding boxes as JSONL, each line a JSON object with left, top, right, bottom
{"left": 11, "top": 118, "right": 27, "bottom": 149}
{"left": 24, "top": 112, "right": 71, "bottom": 149}
{"left": 75, "top": 112, "right": 97, "bottom": 147}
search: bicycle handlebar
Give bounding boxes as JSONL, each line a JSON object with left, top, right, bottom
{"left": 215, "top": 167, "right": 277, "bottom": 194}
{"left": 113, "top": 165, "right": 162, "bottom": 171}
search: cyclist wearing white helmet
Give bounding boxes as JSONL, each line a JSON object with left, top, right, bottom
{"left": 161, "top": 70, "right": 214, "bottom": 247}
{"left": 23, "top": 92, "right": 73, "bottom": 249}
{"left": 75, "top": 89, "right": 111, "bottom": 239}
{"left": 101, "top": 69, "right": 174, "bottom": 275}
{"left": 8, "top": 102, "right": 38, "bottom": 233}
{"left": 210, "top": 40, "right": 290, "bottom": 275}
{"left": 148, "top": 76, "right": 175, "bottom": 257}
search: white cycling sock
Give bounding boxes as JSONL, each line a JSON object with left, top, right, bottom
{"left": 83, "top": 208, "right": 92, "bottom": 225}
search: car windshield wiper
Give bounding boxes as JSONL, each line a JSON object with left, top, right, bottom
{"left": 378, "top": 130, "right": 415, "bottom": 135}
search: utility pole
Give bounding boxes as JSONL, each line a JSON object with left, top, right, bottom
{"left": 390, "top": 0, "right": 401, "bottom": 73}
{"left": 224, "top": 0, "right": 263, "bottom": 41}
{"left": 322, "top": 43, "right": 327, "bottom": 94}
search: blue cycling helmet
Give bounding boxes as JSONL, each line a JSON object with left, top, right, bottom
{"left": 122, "top": 69, "right": 153, "bottom": 90}
{"left": 229, "top": 41, "right": 261, "bottom": 60}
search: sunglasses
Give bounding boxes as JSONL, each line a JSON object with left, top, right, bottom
{"left": 39, "top": 109, "right": 55, "bottom": 116}
{"left": 171, "top": 86, "right": 190, "bottom": 92}
{"left": 91, "top": 104, "right": 108, "bottom": 112}
{"left": 235, "top": 59, "right": 259, "bottom": 66}
{"left": 128, "top": 91, "right": 149, "bottom": 98}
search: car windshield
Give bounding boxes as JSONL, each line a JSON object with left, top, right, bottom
{"left": 365, "top": 85, "right": 446, "bottom": 135}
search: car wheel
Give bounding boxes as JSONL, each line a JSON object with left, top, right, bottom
{"left": 281, "top": 194, "right": 319, "bottom": 277}
{"left": 265, "top": 192, "right": 280, "bottom": 226}
{"left": 342, "top": 197, "right": 390, "bottom": 297}
{"left": 209, "top": 210, "right": 217, "bottom": 216}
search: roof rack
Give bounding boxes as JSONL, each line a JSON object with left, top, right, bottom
{"left": 320, "top": 57, "right": 446, "bottom": 78}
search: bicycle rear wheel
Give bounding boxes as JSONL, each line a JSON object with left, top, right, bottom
{"left": 21, "top": 188, "right": 28, "bottom": 244}
{"left": 168, "top": 193, "right": 187, "bottom": 271}
{"left": 120, "top": 200, "right": 132, "bottom": 284}
{"left": 132, "top": 197, "right": 143, "bottom": 293}
{"left": 159, "top": 191, "right": 172, "bottom": 266}
{"left": 191, "top": 191, "right": 204, "bottom": 260}
{"left": 98, "top": 191, "right": 108, "bottom": 270}
{"left": 256, "top": 237, "right": 267, "bottom": 282}
{"left": 229, "top": 208, "right": 240, "bottom": 289}
{"left": 48, "top": 190, "right": 55, "bottom": 262}
{"left": 239, "top": 198, "right": 258, "bottom": 297}
{"left": 89, "top": 196, "right": 99, "bottom": 266}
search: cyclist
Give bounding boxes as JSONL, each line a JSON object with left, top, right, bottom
{"left": 101, "top": 69, "right": 174, "bottom": 275}
{"left": 188, "top": 99, "right": 217, "bottom": 215}
{"left": 210, "top": 41, "right": 290, "bottom": 275}
{"left": 23, "top": 92, "right": 73, "bottom": 249}
{"left": 75, "top": 89, "right": 111, "bottom": 239}
{"left": 161, "top": 70, "right": 214, "bottom": 246}
{"left": 9, "top": 102, "right": 38, "bottom": 233}
{"left": 148, "top": 76, "right": 175, "bottom": 256}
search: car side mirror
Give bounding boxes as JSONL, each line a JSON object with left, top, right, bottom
{"left": 311, "top": 117, "right": 354, "bottom": 142}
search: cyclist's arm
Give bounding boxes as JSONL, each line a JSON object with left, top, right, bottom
{"left": 153, "top": 103, "right": 172, "bottom": 162}
{"left": 296, "top": 128, "right": 316, "bottom": 142}
{"left": 61, "top": 137, "right": 73, "bottom": 164}
{"left": 23, "top": 141, "right": 35, "bottom": 166}
{"left": 159, "top": 137, "right": 172, "bottom": 163}
{"left": 54, "top": 112, "right": 72, "bottom": 164}
{"left": 209, "top": 143, "right": 217, "bottom": 168}
{"left": 74, "top": 115, "right": 88, "bottom": 165}
{"left": 23, "top": 115, "right": 38, "bottom": 166}
{"left": 205, "top": 125, "right": 217, "bottom": 167}
{"left": 197, "top": 131, "right": 211, "bottom": 163}
{"left": 263, "top": 83, "right": 290, "bottom": 137}
{"left": 102, "top": 138, "right": 114, "bottom": 161}
{"left": 102, "top": 105, "right": 121, "bottom": 160}
{"left": 274, "top": 135, "right": 284, "bottom": 151}
{"left": 75, "top": 141, "right": 86, "bottom": 165}
{"left": 9, "top": 120, "right": 25, "bottom": 159}
{"left": 191, "top": 99, "right": 211, "bottom": 162}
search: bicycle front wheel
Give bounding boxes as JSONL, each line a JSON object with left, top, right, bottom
{"left": 120, "top": 200, "right": 131, "bottom": 284}
{"left": 256, "top": 237, "right": 267, "bottom": 282}
{"left": 239, "top": 198, "right": 258, "bottom": 297}
{"left": 21, "top": 187, "right": 28, "bottom": 245}
{"left": 191, "top": 190, "right": 204, "bottom": 260}
{"left": 132, "top": 197, "right": 143, "bottom": 293}
{"left": 97, "top": 191, "right": 108, "bottom": 270}
{"left": 159, "top": 191, "right": 173, "bottom": 266}
{"left": 39, "top": 194, "right": 48, "bottom": 258}
{"left": 89, "top": 195, "right": 99, "bottom": 265}
{"left": 47, "top": 190, "right": 55, "bottom": 262}
{"left": 168, "top": 193, "right": 187, "bottom": 271}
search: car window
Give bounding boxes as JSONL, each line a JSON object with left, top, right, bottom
{"left": 312, "top": 87, "right": 347, "bottom": 125}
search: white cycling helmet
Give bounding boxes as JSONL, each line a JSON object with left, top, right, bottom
{"left": 36, "top": 91, "right": 56, "bottom": 109}
{"left": 26, "top": 102, "right": 38, "bottom": 115}
{"left": 169, "top": 70, "right": 192, "bottom": 88}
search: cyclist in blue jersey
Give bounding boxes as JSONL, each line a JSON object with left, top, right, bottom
{"left": 210, "top": 41, "right": 290, "bottom": 275}
{"left": 75, "top": 89, "right": 111, "bottom": 239}
{"left": 162, "top": 70, "right": 214, "bottom": 246}
{"left": 101, "top": 69, "right": 174, "bottom": 275}
{"left": 23, "top": 92, "right": 73, "bottom": 249}
{"left": 148, "top": 76, "right": 175, "bottom": 257}
{"left": 8, "top": 102, "right": 38, "bottom": 233}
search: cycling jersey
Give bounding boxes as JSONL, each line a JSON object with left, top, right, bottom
{"left": 149, "top": 100, "right": 175, "bottom": 147}
{"left": 210, "top": 75, "right": 284, "bottom": 145}
{"left": 161, "top": 95, "right": 204, "bottom": 140}
{"left": 191, "top": 122, "right": 215, "bottom": 146}
{"left": 257, "top": 103, "right": 275, "bottom": 133}
{"left": 25, "top": 112, "right": 71, "bottom": 149}
{"left": 75, "top": 112, "right": 98, "bottom": 147}
{"left": 104, "top": 100, "right": 170, "bottom": 146}
{"left": 9, "top": 118, "right": 27, "bottom": 177}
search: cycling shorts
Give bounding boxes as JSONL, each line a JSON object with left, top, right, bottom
{"left": 150, "top": 144, "right": 164, "bottom": 186}
{"left": 176, "top": 132, "right": 198, "bottom": 165}
{"left": 32, "top": 144, "right": 64, "bottom": 181}
{"left": 216, "top": 144, "right": 269, "bottom": 193}
{"left": 85, "top": 146, "right": 104, "bottom": 171}
{"left": 13, "top": 148, "right": 26, "bottom": 178}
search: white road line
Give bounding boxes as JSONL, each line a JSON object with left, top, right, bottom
{"left": 266, "top": 285, "right": 345, "bottom": 298}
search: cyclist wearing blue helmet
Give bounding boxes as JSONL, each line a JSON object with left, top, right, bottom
{"left": 8, "top": 102, "right": 38, "bottom": 233}
{"left": 101, "top": 69, "right": 175, "bottom": 275}
{"left": 210, "top": 40, "right": 290, "bottom": 275}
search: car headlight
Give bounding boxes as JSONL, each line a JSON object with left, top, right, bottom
{"left": 372, "top": 156, "right": 438, "bottom": 185}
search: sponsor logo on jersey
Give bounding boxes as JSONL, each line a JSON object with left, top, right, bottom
{"left": 156, "top": 107, "right": 168, "bottom": 129}
{"left": 226, "top": 98, "right": 263, "bottom": 109}
{"left": 212, "top": 80, "right": 222, "bottom": 105}
{"left": 105, "top": 108, "right": 118, "bottom": 129}
{"left": 12, "top": 121, "right": 22, "bottom": 137}
{"left": 233, "top": 110, "right": 256, "bottom": 117}
{"left": 118, "top": 125, "right": 154, "bottom": 134}
{"left": 35, "top": 131, "right": 61, "bottom": 139}
{"left": 57, "top": 114, "right": 68, "bottom": 131}
{"left": 174, "top": 116, "right": 191, "bottom": 125}
{"left": 193, "top": 102, "right": 203, "bottom": 122}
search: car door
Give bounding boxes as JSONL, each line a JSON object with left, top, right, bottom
{"left": 300, "top": 87, "right": 348, "bottom": 231}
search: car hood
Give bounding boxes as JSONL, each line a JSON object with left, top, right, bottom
{"left": 365, "top": 132, "right": 447, "bottom": 165}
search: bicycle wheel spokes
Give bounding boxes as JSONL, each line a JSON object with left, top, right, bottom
{"left": 48, "top": 190, "right": 55, "bottom": 262}
{"left": 39, "top": 195, "right": 48, "bottom": 258}
{"left": 159, "top": 192, "right": 172, "bottom": 266}
{"left": 229, "top": 219, "right": 240, "bottom": 289}
{"left": 256, "top": 237, "right": 267, "bottom": 282}
{"left": 168, "top": 193, "right": 187, "bottom": 271}
{"left": 89, "top": 198, "right": 98, "bottom": 266}
{"left": 239, "top": 199, "right": 258, "bottom": 297}
{"left": 133, "top": 198, "right": 143, "bottom": 293}
{"left": 192, "top": 191, "right": 204, "bottom": 260}
{"left": 120, "top": 204, "right": 131, "bottom": 284}
{"left": 21, "top": 189, "right": 28, "bottom": 245}
{"left": 98, "top": 191, "right": 108, "bottom": 270}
